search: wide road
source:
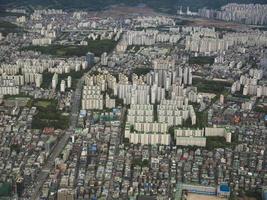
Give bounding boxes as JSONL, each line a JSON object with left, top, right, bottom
{"left": 30, "top": 78, "right": 84, "bottom": 200}
{"left": 69, "top": 78, "right": 84, "bottom": 129}
{"left": 30, "top": 48, "right": 114, "bottom": 200}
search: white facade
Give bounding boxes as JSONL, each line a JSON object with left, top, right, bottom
{"left": 60, "top": 80, "right": 66, "bottom": 92}
{"left": 52, "top": 73, "right": 58, "bottom": 89}
{"left": 82, "top": 85, "right": 104, "bottom": 110}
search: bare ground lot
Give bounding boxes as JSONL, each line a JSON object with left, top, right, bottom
{"left": 186, "top": 193, "right": 227, "bottom": 200}
{"left": 87, "top": 5, "right": 159, "bottom": 18}
{"left": 177, "top": 16, "right": 249, "bottom": 30}
{"left": 86, "top": 5, "right": 265, "bottom": 31}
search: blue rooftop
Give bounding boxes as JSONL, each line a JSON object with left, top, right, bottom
{"left": 264, "top": 191, "right": 267, "bottom": 200}
{"left": 220, "top": 184, "right": 230, "bottom": 192}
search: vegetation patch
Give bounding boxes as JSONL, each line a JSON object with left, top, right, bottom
{"left": 41, "top": 72, "right": 53, "bottom": 89}
{"left": 0, "top": 182, "right": 12, "bottom": 197}
{"left": 21, "top": 39, "right": 117, "bottom": 57}
{"left": 132, "top": 158, "right": 150, "bottom": 167}
{"left": 206, "top": 136, "right": 231, "bottom": 150}
{"left": 254, "top": 105, "right": 267, "bottom": 113}
{"left": 32, "top": 99, "right": 69, "bottom": 129}
{"left": 132, "top": 67, "right": 152, "bottom": 76}
{"left": 0, "top": 20, "right": 24, "bottom": 36}
{"left": 193, "top": 78, "right": 232, "bottom": 94}
{"left": 0, "top": 11, "right": 26, "bottom": 17}
{"left": 4, "top": 94, "right": 31, "bottom": 99}
{"left": 34, "top": 99, "right": 54, "bottom": 108}
{"left": 41, "top": 66, "right": 92, "bottom": 89}
{"left": 0, "top": 21, "right": 18, "bottom": 29}
{"left": 175, "top": 19, "right": 193, "bottom": 26}
{"left": 206, "top": 133, "right": 239, "bottom": 150}
{"left": 189, "top": 56, "right": 215, "bottom": 65}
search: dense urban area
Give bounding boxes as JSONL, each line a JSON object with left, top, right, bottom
{"left": 0, "top": 2, "right": 266, "bottom": 200}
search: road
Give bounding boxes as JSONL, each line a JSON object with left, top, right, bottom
{"left": 30, "top": 48, "right": 113, "bottom": 200}
{"left": 107, "top": 107, "right": 126, "bottom": 200}
{"left": 30, "top": 78, "right": 84, "bottom": 200}
{"left": 69, "top": 78, "right": 84, "bottom": 129}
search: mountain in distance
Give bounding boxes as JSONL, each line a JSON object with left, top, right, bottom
{"left": 1, "top": 0, "right": 267, "bottom": 13}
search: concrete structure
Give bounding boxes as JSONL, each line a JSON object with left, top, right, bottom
{"left": 82, "top": 85, "right": 103, "bottom": 110}
{"left": 86, "top": 52, "right": 95, "bottom": 67}
{"left": 60, "top": 80, "right": 66, "bottom": 92}
{"left": 205, "top": 127, "right": 232, "bottom": 143}
{"left": 52, "top": 73, "right": 58, "bottom": 89}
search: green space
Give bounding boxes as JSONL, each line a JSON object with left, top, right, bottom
{"left": 33, "top": 98, "right": 57, "bottom": 109}
{"left": 0, "top": 182, "right": 12, "bottom": 197}
{"left": 230, "top": 189, "right": 263, "bottom": 200}
{"left": 41, "top": 67, "right": 93, "bottom": 89}
{"left": 4, "top": 94, "right": 31, "bottom": 99}
{"left": 230, "top": 85, "right": 251, "bottom": 99}
{"left": 4, "top": 94, "right": 32, "bottom": 106}
{"left": 175, "top": 19, "right": 193, "bottom": 26}
{"left": 232, "top": 90, "right": 251, "bottom": 99}
{"left": 254, "top": 105, "right": 267, "bottom": 113}
{"left": 21, "top": 39, "right": 117, "bottom": 57}
{"left": 10, "top": 143, "right": 21, "bottom": 154}
{"left": 0, "top": 20, "right": 24, "bottom": 36}
{"left": 41, "top": 72, "right": 53, "bottom": 89}
{"left": 60, "top": 69, "right": 86, "bottom": 80}
{"left": 58, "top": 68, "right": 90, "bottom": 89}
{"left": 115, "top": 98, "right": 124, "bottom": 107}
{"left": 0, "top": 11, "right": 26, "bottom": 17}
{"left": 206, "top": 133, "right": 238, "bottom": 150}
{"left": 206, "top": 136, "right": 231, "bottom": 150}
{"left": 0, "top": 21, "right": 18, "bottom": 28}
{"left": 215, "top": 27, "right": 237, "bottom": 32}
{"left": 252, "top": 26, "right": 267, "bottom": 31}
{"left": 189, "top": 56, "right": 215, "bottom": 65}
{"left": 132, "top": 158, "right": 149, "bottom": 167}
{"left": 153, "top": 104, "right": 158, "bottom": 122}
{"left": 179, "top": 110, "right": 208, "bottom": 129}
{"left": 34, "top": 99, "right": 53, "bottom": 108}
{"left": 195, "top": 111, "right": 208, "bottom": 128}
{"left": 243, "top": 189, "right": 263, "bottom": 200}
{"left": 123, "top": 137, "right": 130, "bottom": 145}
{"left": 192, "top": 78, "right": 232, "bottom": 94}
{"left": 168, "top": 126, "right": 175, "bottom": 142}
{"left": 129, "top": 125, "right": 135, "bottom": 133}
{"left": 132, "top": 67, "right": 152, "bottom": 76}
{"left": 32, "top": 99, "right": 69, "bottom": 130}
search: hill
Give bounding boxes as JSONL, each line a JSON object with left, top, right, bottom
{"left": 1, "top": 0, "right": 267, "bottom": 13}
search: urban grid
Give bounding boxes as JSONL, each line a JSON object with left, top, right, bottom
{"left": 0, "top": 2, "right": 266, "bottom": 200}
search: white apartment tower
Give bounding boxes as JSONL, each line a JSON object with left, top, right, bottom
{"left": 52, "top": 73, "right": 58, "bottom": 89}
{"left": 60, "top": 80, "right": 66, "bottom": 92}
